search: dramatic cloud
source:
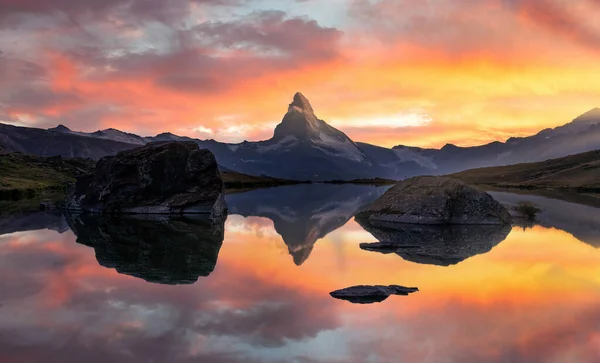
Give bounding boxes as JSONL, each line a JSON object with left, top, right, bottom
{"left": 0, "top": 0, "right": 599, "bottom": 146}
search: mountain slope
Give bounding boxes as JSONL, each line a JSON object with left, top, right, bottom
{"left": 0, "top": 153, "right": 95, "bottom": 200}
{"left": 3, "top": 94, "right": 600, "bottom": 181}
{"left": 395, "top": 108, "right": 600, "bottom": 174}
{"left": 0, "top": 123, "right": 140, "bottom": 159}
{"left": 187, "top": 93, "right": 391, "bottom": 180}
{"left": 449, "top": 149, "right": 600, "bottom": 191}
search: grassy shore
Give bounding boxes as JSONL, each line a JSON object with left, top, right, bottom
{"left": 0, "top": 153, "right": 94, "bottom": 201}
{"left": 449, "top": 149, "right": 600, "bottom": 193}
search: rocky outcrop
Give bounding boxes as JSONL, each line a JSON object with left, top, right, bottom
{"left": 330, "top": 285, "right": 419, "bottom": 304}
{"left": 357, "top": 176, "right": 512, "bottom": 225}
{"left": 358, "top": 220, "right": 511, "bottom": 266}
{"left": 66, "top": 213, "right": 225, "bottom": 285}
{"left": 66, "top": 142, "right": 226, "bottom": 218}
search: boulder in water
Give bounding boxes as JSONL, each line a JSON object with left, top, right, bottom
{"left": 356, "top": 176, "right": 512, "bottom": 225}
{"left": 65, "top": 141, "right": 226, "bottom": 218}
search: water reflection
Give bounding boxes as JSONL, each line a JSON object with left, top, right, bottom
{"left": 65, "top": 213, "right": 225, "bottom": 284}
{"left": 358, "top": 220, "right": 511, "bottom": 266}
{"left": 0, "top": 210, "right": 68, "bottom": 235}
{"left": 490, "top": 191, "right": 600, "bottom": 247}
{"left": 1, "top": 186, "right": 600, "bottom": 362}
{"left": 226, "top": 184, "right": 388, "bottom": 265}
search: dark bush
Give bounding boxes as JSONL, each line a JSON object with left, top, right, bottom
{"left": 514, "top": 201, "right": 542, "bottom": 221}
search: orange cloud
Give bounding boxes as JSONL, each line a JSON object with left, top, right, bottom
{"left": 2, "top": 0, "right": 600, "bottom": 148}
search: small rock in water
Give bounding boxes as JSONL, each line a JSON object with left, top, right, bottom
{"left": 330, "top": 285, "right": 418, "bottom": 304}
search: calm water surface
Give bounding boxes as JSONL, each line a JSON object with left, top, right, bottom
{"left": 1, "top": 185, "right": 600, "bottom": 363}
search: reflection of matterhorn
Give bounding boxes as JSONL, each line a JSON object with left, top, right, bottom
{"left": 226, "top": 184, "right": 389, "bottom": 265}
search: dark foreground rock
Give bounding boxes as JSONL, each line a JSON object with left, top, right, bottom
{"left": 357, "top": 176, "right": 512, "bottom": 225}
{"left": 330, "top": 285, "right": 419, "bottom": 304}
{"left": 66, "top": 141, "right": 226, "bottom": 218}
{"left": 358, "top": 219, "right": 511, "bottom": 266}
{"left": 65, "top": 213, "right": 225, "bottom": 285}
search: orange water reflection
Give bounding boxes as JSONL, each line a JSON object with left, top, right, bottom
{"left": 0, "top": 214, "right": 599, "bottom": 362}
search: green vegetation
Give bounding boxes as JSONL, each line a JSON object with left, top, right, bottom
{"left": 0, "top": 153, "right": 94, "bottom": 201}
{"left": 449, "top": 149, "right": 600, "bottom": 192}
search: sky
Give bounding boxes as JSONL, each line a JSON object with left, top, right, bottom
{"left": 1, "top": 0, "right": 600, "bottom": 148}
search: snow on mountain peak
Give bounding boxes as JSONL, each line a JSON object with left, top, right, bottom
{"left": 269, "top": 93, "right": 367, "bottom": 162}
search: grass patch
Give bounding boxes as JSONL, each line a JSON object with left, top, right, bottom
{"left": 0, "top": 153, "right": 94, "bottom": 201}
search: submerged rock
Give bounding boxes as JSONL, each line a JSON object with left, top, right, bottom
{"left": 330, "top": 285, "right": 419, "bottom": 304}
{"left": 358, "top": 220, "right": 511, "bottom": 266}
{"left": 65, "top": 213, "right": 225, "bottom": 285}
{"left": 356, "top": 176, "right": 512, "bottom": 225}
{"left": 65, "top": 141, "right": 226, "bottom": 218}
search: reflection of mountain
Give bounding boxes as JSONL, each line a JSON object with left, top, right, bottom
{"left": 358, "top": 220, "right": 511, "bottom": 266}
{"left": 489, "top": 191, "right": 600, "bottom": 248}
{"left": 65, "top": 214, "right": 225, "bottom": 284}
{"left": 226, "top": 184, "right": 389, "bottom": 265}
{"left": 0, "top": 211, "right": 69, "bottom": 236}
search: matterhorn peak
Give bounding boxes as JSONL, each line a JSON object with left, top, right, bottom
{"left": 289, "top": 92, "right": 314, "bottom": 114}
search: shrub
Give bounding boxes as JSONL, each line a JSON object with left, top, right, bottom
{"left": 514, "top": 201, "right": 542, "bottom": 221}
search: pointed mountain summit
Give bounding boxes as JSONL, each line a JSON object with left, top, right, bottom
{"left": 270, "top": 92, "right": 367, "bottom": 162}
{"left": 290, "top": 92, "right": 314, "bottom": 113}
{"left": 273, "top": 92, "right": 322, "bottom": 141}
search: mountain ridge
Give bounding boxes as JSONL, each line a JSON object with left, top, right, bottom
{"left": 2, "top": 93, "right": 600, "bottom": 180}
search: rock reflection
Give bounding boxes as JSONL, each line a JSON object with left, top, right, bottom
{"left": 330, "top": 285, "right": 418, "bottom": 304}
{"left": 65, "top": 213, "right": 225, "bottom": 284}
{"left": 489, "top": 191, "right": 600, "bottom": 248}
{"left": 358, "top": 219, "right": 511, "bottom": 266}
{"left": 226, "top": 184, "right": 388, "bottom": 265}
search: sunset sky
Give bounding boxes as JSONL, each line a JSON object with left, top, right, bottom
{"left": 1, "top": 0, "right": 600, "bottom": 147}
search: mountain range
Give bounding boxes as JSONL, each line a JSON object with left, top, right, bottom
{"left": 1, "top": 93, "right": 600, "bottom": 180}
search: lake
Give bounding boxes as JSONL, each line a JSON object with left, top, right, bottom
{"left": 1, "top": 184, "right": 599, "bottom": 363}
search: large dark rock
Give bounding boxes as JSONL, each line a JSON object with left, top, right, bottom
{"left": 66, "top": 141, "right": 226, "bottom": 217}
{"left": 358, "top": 219, "right": 511, "bottom": 266}
{"left": 357, "top": 176, "right": 512, "bottom": 225}
{"left": 330, "top": 285, "right": 418, "bottom": 304}
{"left": 65, "top": 213, "right": 225, "bottom": 285}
